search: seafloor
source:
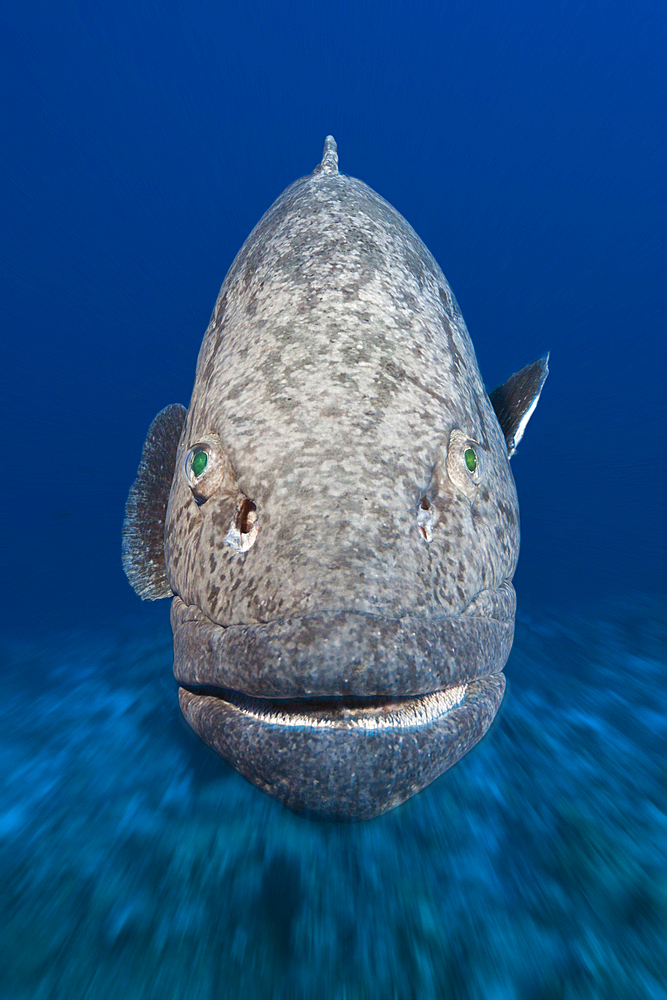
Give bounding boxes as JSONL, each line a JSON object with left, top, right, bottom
{"left": 1, "top": 595, "right": 665, "bottom": 1000}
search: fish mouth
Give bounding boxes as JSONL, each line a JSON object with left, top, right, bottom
{"left": 178, "top": 683, "right": 468, "bottom": 731}
{"left": 171, "top": 584, "right": 513, "bottom": 819}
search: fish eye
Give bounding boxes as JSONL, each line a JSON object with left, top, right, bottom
{"left": 445, "top": 429, "right": 482, "bottom": 500}
{"left": 183, "top": 441, "right": 225, "bottom": 503}
{"left": 191, "top": 450, "right": 208, "bottom": 477}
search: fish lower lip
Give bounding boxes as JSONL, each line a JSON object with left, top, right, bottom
{"left": 178, "top": 674, "right": 506, "bottom": 819}
{"left": 179, "top": 684, "right": 468, "bottom": 730}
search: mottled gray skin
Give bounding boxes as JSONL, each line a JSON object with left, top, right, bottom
{"left": 124, "top": 137, "right": 547, "bottom": 820}
{"left": 167, "top": 145, "right": 518, "bottom": 629}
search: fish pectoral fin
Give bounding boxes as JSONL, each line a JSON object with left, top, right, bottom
{"left": 489, "top": 354, "right": 549, "bottom": 458}
{"left": 122, "top": 403, "right": 187, "bottom": 600}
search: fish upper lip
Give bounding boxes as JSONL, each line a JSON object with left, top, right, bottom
{"left": 170, "top": 582, "right": 516, "bottom": 700}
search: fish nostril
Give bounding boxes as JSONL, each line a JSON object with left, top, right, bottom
{"left": 225, "top": 497, "right": 259, "bottom": 553}
{"left": 236, "top": 498, "right": 257, "bottom": 534}
{"left": 417, "top": 496, "right": 434, "bottom": 543}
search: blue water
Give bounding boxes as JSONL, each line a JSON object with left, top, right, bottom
{"left": 1, "top": 1, "right": 665, "bottom": 996}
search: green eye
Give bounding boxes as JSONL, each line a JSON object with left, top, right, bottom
{"left": 183, "top": 441, "right": 223, "bottom": 503}
{"left": 464, "top": 448, "right": 477, "bottom": 473}
{"left": 191, "top": 451, "right": 208, "bottom": 477}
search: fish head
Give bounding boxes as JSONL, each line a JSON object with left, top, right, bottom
{"left": 123, "top": 137, "right": 548, "bottom": 819}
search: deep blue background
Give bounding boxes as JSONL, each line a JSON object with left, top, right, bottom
{"left": 1, "top": 6, "right": 666, "bottom": 998}
{"left": 1, "top": 0, "right": 665, "bottom": 633}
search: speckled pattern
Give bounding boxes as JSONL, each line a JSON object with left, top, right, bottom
{"left": 165, "top": 139, "right": 519, "bottom": 628}
{"left": 124, "top": 137, "right": 545, "bottom": 818}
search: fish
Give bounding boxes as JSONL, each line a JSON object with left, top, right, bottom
{"left": 122, "top": 136, "right": 548, "bottom": 821}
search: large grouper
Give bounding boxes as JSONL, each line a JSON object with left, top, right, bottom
{"left": 123, "top": 137, "right": 548, "bottom": 820}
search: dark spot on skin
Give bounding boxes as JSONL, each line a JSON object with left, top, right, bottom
{"left": 401, "top": 245, "right": 428, "bottom": 291}
{"left": 202, "top": 356, "right": 215, "bottom": 385}
{"left": 400, "top": 371, "right": 453, "bottom": 410}
{"left": 213, "top": 291, "right": 227, "bottom": 326}
{"left": 205, "top": 302, "right": 229, "bottom": 378}
{"left": 473, "top": 394, "right": 491, "bottom": 443}
{"left": 440, "top": 313, "right": 464, "bottom": 377}
{"left": 498, "top": 500, "right": 517, "bottom": 527}
{"left": 420, "top": 496, "right": 431, "bottom": 510}
{"left": 397, "top": 287, "right": 419, "bottom": 313}
{"left": 224, "top": 384, "right": 242, "bottom": 402}
{"left": 382, "top": 360, "right": 406, "bottom": 381}
{"left": 440, "top": 285, "right": 464, "bottom": 323}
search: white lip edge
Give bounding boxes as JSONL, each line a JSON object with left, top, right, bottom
{"left": 225, "top": 685, "right": 468, "bottom": 731}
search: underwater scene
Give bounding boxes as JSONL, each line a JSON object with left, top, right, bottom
{"left": 1, "top": 1, "right": 665, "bottom": 997}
